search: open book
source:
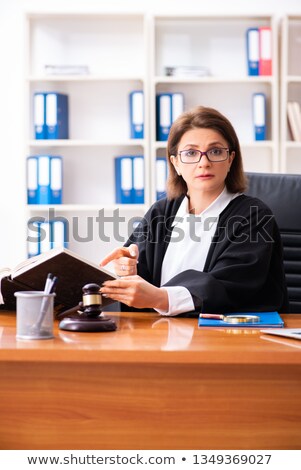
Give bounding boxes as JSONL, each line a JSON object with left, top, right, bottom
{"left": 0, "top": 247, "right": 117, "bottom": 312}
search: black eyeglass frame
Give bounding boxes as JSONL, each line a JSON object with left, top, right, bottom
{"left": 177, "top": 147, "right": 230, "bottom": 163}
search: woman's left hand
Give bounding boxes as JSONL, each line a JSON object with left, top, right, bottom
{"left": 100, "top": 275, "right": 168, "bottom": 310}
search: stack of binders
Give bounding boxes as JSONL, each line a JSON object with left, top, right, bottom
{"left": 114, "top": 155, "right": 144, "bottom": 204}
{"left": 34, "top": 92, "right": 69, "bottom": 139}
{"left": 27, "top": 219, "right": 68, "bottom": 258}
{"left": 156, "top": 92, "right": 184, "bottom": 141}
{"left": 246, "top": 27, "right": 272, "bottom": 76}
{"left": 27, "top": 155, "right": 63, "bottom": 205}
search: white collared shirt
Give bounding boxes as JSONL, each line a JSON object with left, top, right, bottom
{"left": 156, "top": 188, "right": 240, "bottom": 316}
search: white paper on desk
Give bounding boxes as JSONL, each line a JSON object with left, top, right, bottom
{"left": 261, "top": 328, "right": 301, "bottom": 341}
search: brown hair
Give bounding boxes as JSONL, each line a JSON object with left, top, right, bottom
{"left": 166, "top": 106, "right": 247, "bottom": 199}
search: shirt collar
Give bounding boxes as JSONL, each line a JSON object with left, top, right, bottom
{"left": 172, "top": 187, "right": 238, "bottom": 227}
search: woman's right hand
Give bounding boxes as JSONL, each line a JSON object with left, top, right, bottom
{"left": 100, "top": 244, "right": 139, "bottom": 277}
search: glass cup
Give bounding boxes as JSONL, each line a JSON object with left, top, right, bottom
{"left": 14, "top": 291, "right": 55, "bottom": 340}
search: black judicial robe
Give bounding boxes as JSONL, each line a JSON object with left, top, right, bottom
{"left": 125, "top": 194, "right": 289, "bottom": 314}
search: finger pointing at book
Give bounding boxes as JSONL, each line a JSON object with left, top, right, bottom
{"left": 100, "top": 244, "right": 139, "bottom": 277}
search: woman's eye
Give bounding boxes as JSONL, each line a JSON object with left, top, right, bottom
{"left": 210, "top": 148, "right": 222, "bottom": 156}
{"left": 186, "top": 150, "right": 198, "bottom": 157}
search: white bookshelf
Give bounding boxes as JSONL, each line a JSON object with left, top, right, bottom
{"left": 150, "top": 15, "right": 279, "bottom": 202}
{"left": 24, "top": 12, "right": 281, "bottom": 261}
{"left": 280, "top": 15, "right": 301, "bottom": 173}
{"left": 25, "top": 13, "right": 148, "bottom": 262}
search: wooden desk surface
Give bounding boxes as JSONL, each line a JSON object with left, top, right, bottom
{"left": 0, "top": 311, "right": 301, "bottom": 450}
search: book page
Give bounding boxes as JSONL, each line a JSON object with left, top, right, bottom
{"left": 11, "top": 247, "right": 117, "bottom": 280}
{"left": 11, "top": 251, "right": 50, "bottom": 278}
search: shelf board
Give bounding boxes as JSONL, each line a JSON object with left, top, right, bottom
{"left": 154, "top": 76, "right": 274, "bottom": 85}
{"left": 286, "top": 76, "right": 301, "bottom": 84}
{"left": 28, "top": 139, "right": 145, "bottom": 148}
{"left": 27, "top": 75, "right": 145, "bottom": 82}
{"left": 26, "top": 204, "right": 147, "bottom": 212}
{"left": 284, "top": 141, "right": 301, "bottom": 148}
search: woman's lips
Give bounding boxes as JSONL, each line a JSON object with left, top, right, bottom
{"left": 196, "top": 174, "right": 214, "bottom": 179}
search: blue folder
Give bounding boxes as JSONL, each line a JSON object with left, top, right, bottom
{"left": 26, "top": 156, "right": 38, "bottom": 204}
{"left": 50, "top": 156, "right": 63, "bottom": 204}
{"left": 37, "top": 155, "right": 51, "bottom": 204}
{"left": 246, "top": 28, "right": 259, "bottom": 76}
{"left": 46, "top": 92, "right": 69, "bottom": 139}
{"left": 132, "top": 156, "right": 144, "bottom": 204}
{"left": 198, "top": 311, "right": 284, "bottom": 328}
{"left": 34, "top": 92, "right": 47, "bottom": 139}
{"left": 129, "top": 91, "right": 144, "bottom": 139}
{"left": 115, "top": 155, "right": 134, "bottom": 204}
{"left": 252, "top": 93, "right": 266, "bottom": 141}
{"left": 156, "top": 156, "right": 167, "bottom": 200}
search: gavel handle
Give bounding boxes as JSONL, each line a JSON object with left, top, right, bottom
{"left": 55, "top": 303, "right": 83, "bottom": 320}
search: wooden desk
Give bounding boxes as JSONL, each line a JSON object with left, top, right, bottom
{"left": 0, "top": 311, "right": 300, "bottom": 450}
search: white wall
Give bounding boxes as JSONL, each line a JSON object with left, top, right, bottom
{"left": 0, "top": 0, "right": 300, "bottom": 268}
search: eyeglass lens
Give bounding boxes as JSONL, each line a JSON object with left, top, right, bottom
{"left": 179, "top": 148, "right": 229, "bottom": 163}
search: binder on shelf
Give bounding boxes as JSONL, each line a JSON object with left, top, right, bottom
{"left": 252, "top": 93, "right": 266, "bottom": 141}
{"left": 246, "top": 28, "right": 259, "bottom": 76}
{"left": 115, "top": 156, "right": 134, "bottom": 204}
{"left": 129, "top": 91, "right": 144, "bottom": 139}
{"left": 27, "top": 219, "right": 68, "bottom": 257}
{"left": 39, "top": 221, "right": 52, "bottom": 254}
{"left": 287, "top": 101, "right": 301, "bottom": 142}
{"left": 133, "top": 156, "right": 144, "bottom": 204}
{"left": 27, "top": 221, "right": 41, "bottom": 258}
{"left": 156, "top": 93, "right": 172, "bottom": 141}
{"left": 26, "top": 156, "right": 38, "bottom": 204}
{"left": 45, "top": 92, "right": 69, "bottom": 139}
{"left": 51, "top": 219, "right": 68, "bottom": 249}
{"left": 259, "top": 27, "right": 272, "bottom": 76}
{"left": 37, "top": 155, "right": 51, "bottom": 204}
{"left": 50, "top": 156, "right": 63, "bottom": 204}
{"left": 156, "top": 93, "right": 184, "bottom": 141}
{"left": 171, "top": 93, "right": 184, "bottom": 123}
{"left": 34, "top": 92, "right": 47, "bottom": 139}
{"left": 156, "top": 157, "right": 168, "bottom": 200}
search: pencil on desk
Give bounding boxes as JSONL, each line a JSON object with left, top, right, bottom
{"left": 199, "top": 313, "right": 225, "bottom": 320}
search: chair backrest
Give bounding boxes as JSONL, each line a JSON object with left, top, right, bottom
{"left": 246, "top": 172, "right": 301, "bottom": 313}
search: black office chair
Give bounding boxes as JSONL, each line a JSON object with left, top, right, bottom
{"left": 246, "top": 172, "right": 301, "bottom": 313}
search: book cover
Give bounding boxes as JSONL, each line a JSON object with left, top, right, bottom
{"left": 287, "top": 101, "right": 301, "bottom": 142}
{"left": 198, "top": 311, "right": 284, "bottom": 328}
{"left": 0, "top": 247, "right": 117, "bottom": 312}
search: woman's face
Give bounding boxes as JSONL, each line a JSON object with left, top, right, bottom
{"left": 171, "top": 127, "right": 235, "bottom": 198}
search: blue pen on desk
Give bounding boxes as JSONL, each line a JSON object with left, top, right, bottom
{"left": 33, "top": 274, "right": 58, "bottom": 332}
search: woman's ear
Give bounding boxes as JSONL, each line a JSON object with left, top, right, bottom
{"left": 228, "top": 151, "right": 235, "bottom": 170}
{"left": 170, "top": 155, "right": 181, "bottom": 176}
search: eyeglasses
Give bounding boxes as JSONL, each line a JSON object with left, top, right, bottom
{"left": 178, "top": 147, "right": 230, "bottom": 163}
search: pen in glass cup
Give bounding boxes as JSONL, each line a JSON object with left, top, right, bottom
{"left": 33, "top": 275, "right": 58, "bottom": 332}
